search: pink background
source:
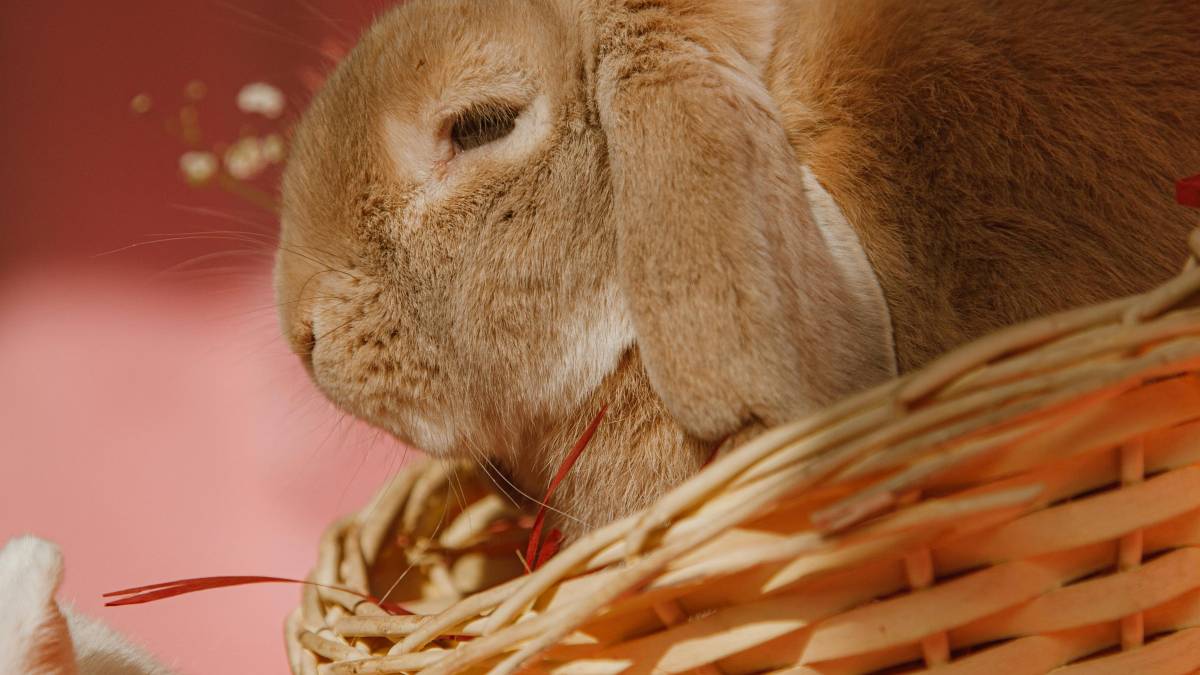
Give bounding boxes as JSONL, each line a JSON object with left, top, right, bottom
{"left": 0, "top": 2, "right": 412, "bottom": 673}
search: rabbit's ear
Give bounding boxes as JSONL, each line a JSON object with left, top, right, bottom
{"left": 0, "top": 536, "right": 76, "bottom": 674}
{"left": 594, "top": 11, "right": 896, "bottom": 441}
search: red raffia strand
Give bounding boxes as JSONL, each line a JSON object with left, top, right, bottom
{"left": 110, "top": 408, "right": 609, "bottom": 607}
{"left": 1179, "top": 174, "right": 1200, "bottom": 208}
{"left": 107, "top": 412, "right": 715, "bottom": 607}
{"left": 525, "top": 405, "right": 609, "bottom": 571}
{"left": 534, "top": 529, "right": 565, "bottom": 570}
{"left": 523, "top": 417, "right": 729, "bottom": 571}
{"left": 701, "top": 434, "right": 730, "bottom": 469}
{"left": 104, "top": 575, "right": 411, "bottom": 615}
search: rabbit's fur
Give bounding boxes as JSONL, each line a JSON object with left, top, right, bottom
{"left": 0, "top": 536, "right": 173, "bottom": 675}
{"left": 277, "top": 0, "right": 1200, "bottom": 536}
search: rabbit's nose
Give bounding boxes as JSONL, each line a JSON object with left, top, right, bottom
{"left": 273, "top": 244, "right": 324, "bottom": 373}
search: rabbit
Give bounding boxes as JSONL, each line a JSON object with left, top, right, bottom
{"left": 0, "top": 536, "right": 174, "bottom": 675}
{"left": 275, "top": 0, "right": 1200, "bottom": 538}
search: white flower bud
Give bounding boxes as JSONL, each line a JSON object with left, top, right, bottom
{"left": 224, "top": 137, "right": 267, "bottom": 180}
{"left": 179, "top": 151, "right": 218, "bottom": 185}
{"left": 236, "top": 82, "right": 285, "bottom": 119}
{"left": 261, "top": 133, "right": 286, "bottom": 163}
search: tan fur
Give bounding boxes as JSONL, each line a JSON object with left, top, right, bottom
{"left": 277, "top": 0, "right": 1200, "bottom": 537}
{"left": 773, "top": 0, "right": 1200, "bottom": 368}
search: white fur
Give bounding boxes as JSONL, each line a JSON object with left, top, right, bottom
{"left": 0, "top": 536, "right": 174, "bottom": 675}
{"left": 802, "top": 166, "right": 898, "bottom": 377}
{"left": 60, "top": 605, "right": 173, "bottom": 675}
{"left": 539, "top": 281, "right": 636, "bottom": 413}
{"left": 383, "top": 113, "right": 449, "bottom": 186}
{"left": 0, "top": 535, "right": 64, "bottom": 673}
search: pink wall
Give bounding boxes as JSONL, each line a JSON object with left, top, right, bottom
{"left": 0, "top": 2, "right": 408, "bottom": 673}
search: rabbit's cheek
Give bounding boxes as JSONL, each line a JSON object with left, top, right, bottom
{"left": 539, "top": 286, "right": 636, "bottom": 414}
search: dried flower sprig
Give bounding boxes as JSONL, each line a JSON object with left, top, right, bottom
{"left": 131, "top": 80, "right": 291, "bottom": 212}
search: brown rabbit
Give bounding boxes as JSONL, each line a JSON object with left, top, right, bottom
{"left": 275, "top": 0, "right": 1200, "bottom": 537}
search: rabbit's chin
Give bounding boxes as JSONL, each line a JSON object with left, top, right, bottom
{"left": 353, "top": 400, "right": 465, "bottom": 458}
{"left": 478, "top": 348, "right": 714, "bottom": 540}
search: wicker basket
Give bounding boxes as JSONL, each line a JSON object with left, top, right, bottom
{"left": 286, "top": 228, "right": 1200, "bottom": 675}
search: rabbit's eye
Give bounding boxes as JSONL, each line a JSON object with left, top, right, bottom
{"left": 449, "top": 105, "right": 520, "bottom": 153}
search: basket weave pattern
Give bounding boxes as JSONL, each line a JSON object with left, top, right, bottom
{"left": 286, "top": 230, "right": 1200, "bottom": 674}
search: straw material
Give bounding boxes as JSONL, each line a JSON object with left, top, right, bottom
{"left": 286, "top": 227, "right": 1200, "bottom": 674}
